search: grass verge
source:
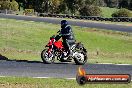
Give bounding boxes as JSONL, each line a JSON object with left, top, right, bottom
{"left": 0, "top": 18, "right": 132, "bottom": 64}
{"left": 0, "top": 77, "right": 131, "bottom": 88}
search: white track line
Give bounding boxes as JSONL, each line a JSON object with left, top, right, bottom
{"left": 66, "top": 78, "right": 76, "bottom": 80}
{"left": 97, "top": 63, "right": 113, "bottom": 64}
{"left": 0, "top": 75, "right": 76, "bottom": 80}
{"left": 33, "top": 77, "right": 51, "bottom": 79}
{"left": 0, "top": 76, "right": 6, "bottom": 77}
{"left": 97, "top": 63, "right": 132, "bottom": 65}
{"left": 115, "top": 64, "right": 132, "bottom": 65}
{"left": 33, "top": 76, "right": 76, "bottom": 80}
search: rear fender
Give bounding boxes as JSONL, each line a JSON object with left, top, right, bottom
{"left": 70, "top": 44, "right": 77, "bottom": 51}
{"left": 76, "top": 42, "right": 87, "bottom": 53}
{"left": 76, "top": 42, "right": 83, "bottom": 49}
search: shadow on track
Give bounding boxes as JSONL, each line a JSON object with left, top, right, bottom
{"left": 0, "top": 54, "right": 43, "bottom": 64}
{"left": 0, "top": 54, "right": 8, "bottom": 60}
{"left": 0, "top": 54, "right": 76, "bottom": 65}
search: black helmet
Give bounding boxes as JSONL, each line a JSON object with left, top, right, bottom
{"left": 61, "top": 20, "right": 68, "bottom": 28}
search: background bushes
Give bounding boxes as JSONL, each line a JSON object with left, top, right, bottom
{"left": 112, "top": 8, "right": 132, "bottom": 17}
{"left": 0, "top": 0, "right": 18, "bottom": 11}
{"left": 79, "top": 5, "right": 102, "bottom": 16}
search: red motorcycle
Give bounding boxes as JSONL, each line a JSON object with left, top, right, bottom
{"left": 41, "top": 33, "right": 88, "bottom": 65}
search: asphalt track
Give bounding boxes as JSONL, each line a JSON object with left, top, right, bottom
{"left": 0, "top": 14, "right": 132, "bottom": 32}
{"left": 0, "top": 59, "right": 132, "bottom": 79}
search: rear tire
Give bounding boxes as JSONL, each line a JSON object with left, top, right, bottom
{"left": 41, "top": 49, "right": 55, "bottom": 64}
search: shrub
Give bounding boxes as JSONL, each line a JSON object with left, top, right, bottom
{"left": 79, "top": 5, "right": 102, "bottom": 16}
{"left": 0, "top": 0, "right": 18, "bottom": 11}
{"left": 0, "top": 1, "right": 10, "bottom": 10}
{"left": 112, "top": 8, "right": 132, "bottom": 17}
{"left": 10, "top": 0, "right": 19, "bottom": 11}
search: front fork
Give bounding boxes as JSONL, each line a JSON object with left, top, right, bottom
{"left": 47, "top": 45, "right": 54, "bottom": 57}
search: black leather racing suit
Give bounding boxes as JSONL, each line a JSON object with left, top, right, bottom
{"left": 60, "top": 25, "right": 76, "bottom": 51}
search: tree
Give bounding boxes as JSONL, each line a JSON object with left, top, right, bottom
{"left": 10, "top": 0, "right": 19, "bottom": 11}
{"left": 85, "top": 0, "right": 98, "bottom": 5}
{"left": 104, "top": 0, "right": 119, "bottom": 8}
{"left": 59, "top": 2, "right": 67, "bottom": 14}
{"left": 0, "top": 0, "right": 11, "bottom": 10}
{"left": 119, "top": 0, "right": 129, "bottom": 9}
{"left": 14, "top": 0, "right": 131, "bottom": 14}
{"left": 63, "top": 0, "right": 76, "bottom": 14}
{"left": 96, "top": 0, "right": 107, "bottom": 7}
{"left": 0, "top": 0, "right": 18, "bottom": 11}
{"left": 79, "top": 5, "right": 102, "bottom": 16}
{"left": 0, "top": 1, "right": 2, "bottom": 9}
{"left": 74, "top": 0, "right": 85, "bottom": 11}
{"left": 15, "top": 0, "right": 23, "bottom": 10}
{"left": 129, "top": 0, "right": 132, "bottom": 10}
{"left": 109, "top": 0, "right": 118, "bottom": 8}
{"left": 48, "top": 0, "right": 63, "bottom": 13}
{"left": 32, "top": 0, "right": 63, "bottom": 13}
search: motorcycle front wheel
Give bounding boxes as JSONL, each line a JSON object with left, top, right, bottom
{"left": 74, "top": 51, "right": 87, "bottom": 65}
{"left": 41, "top": 49, "right": 55, "bottom": 64}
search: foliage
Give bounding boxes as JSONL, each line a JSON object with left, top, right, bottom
{"left": 79, "top": 5, "right": 102, "bottom": 16}
{"left": 100, "top": 7, "right": 119, "bottom": 17}
{"left": 85, "top": 0, "right": 98, "bottom": 5}
{"left": 1, "top": 0, "right": 132, "bottom": 16}
{"left": 130, "top": 0, "right": 132, "bottom": 10}
{"left": 112, "top": 8, "right": 132, "bottom": 17}
{"left": 0, "top": 0, "right": 10, "bottom": 10}
{"left": 0, "top": 0, "right": 18, "bottom": 11}
{"left": 59, "top": 2, "right": 69, "bottom": 14}
{"left": 10, "top": 0, "right": 19, "bottom": 11}
{"left": 109, "top": 0, "right": 118, "bottom": 7}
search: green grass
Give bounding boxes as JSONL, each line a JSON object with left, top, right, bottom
{"left": 100, "top": 7, "right": 132, "bottom": 17}
{"left": 100, "top": 7, "right": 119, "bottom": 17}
{"left": 0, "top": 18, "right": 132, "bottom": 64}
{"left": 0, "top": 77, "right": 131, "bottom": 88}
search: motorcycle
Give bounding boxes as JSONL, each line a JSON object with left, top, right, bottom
{"left": 41, "top": 32, "right": 88, "bottom": 65}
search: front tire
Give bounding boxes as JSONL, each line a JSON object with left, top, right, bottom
{"left": 41, "top": 49, "right": 55, "bottom": 64}
{"left": 74, "top": 43, "right": 88, "bottom": 65}
{"left": 74, "top": 51, "right": 87, "bottom": 65}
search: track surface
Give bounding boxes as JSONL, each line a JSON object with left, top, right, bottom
{"left": 0, "top": 60, "right": 132, "bottom": 79}
{"left": 0, "top": 14, "right": 132, "bottom": 32}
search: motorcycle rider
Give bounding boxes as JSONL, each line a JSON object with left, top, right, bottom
{"left": 57, "top": 20, "right": 76, "bottom": 57}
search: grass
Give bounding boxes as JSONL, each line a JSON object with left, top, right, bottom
{"left": 0, "top": 18, "right": 132, "bottom": 64}
{"left": 100, "top": 7, "right": 119, "bottom": 17}
{"left": 0, "top": 77, "right": 131, "bottom": 88}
